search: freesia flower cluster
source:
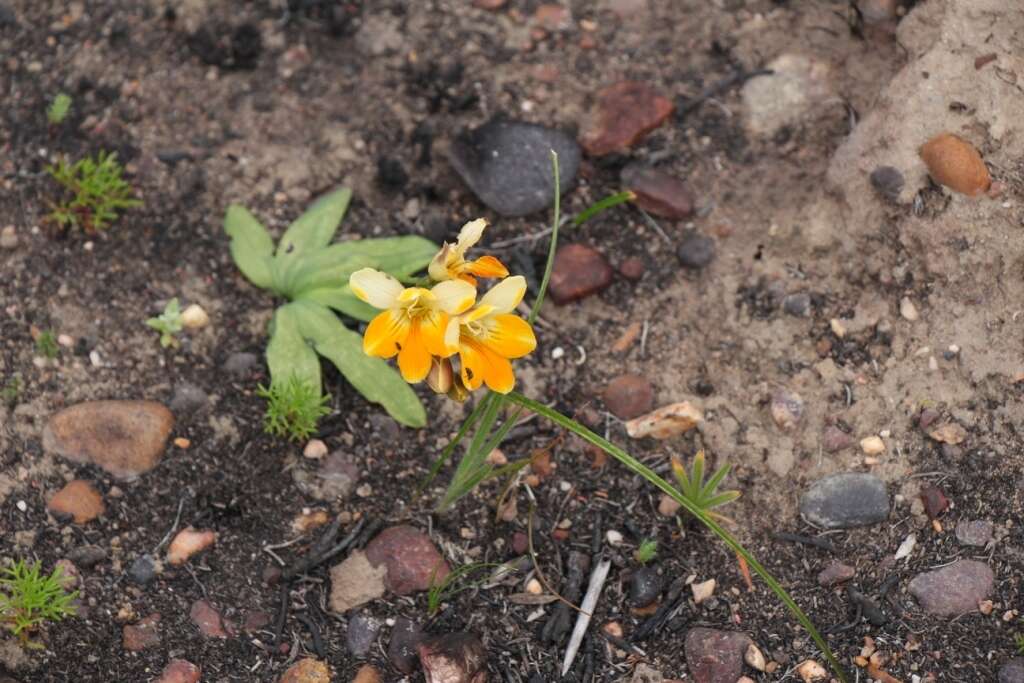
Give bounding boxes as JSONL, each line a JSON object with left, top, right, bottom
{"left": 349, "top": 219, "right": 536, "bottom": 398}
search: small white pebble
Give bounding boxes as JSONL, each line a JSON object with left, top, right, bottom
{"left": 303, "top": 439, "right": 328, "bottom": 460}
{"left": 860, "top": 435, "right": 885, "bottom": 455}
{"left": 89, "top": 350, "right": 101, "bottom": 367}
{"left": 16, "top": 500, "right": 27, "bottom": 512}
{"left": 551, "top": 347, "right": 565, "bottom": 360}
{"left": 928, "top": 355, "right": 939, "bottom": 371}
{"left": 57, "top": 334, "right": 73, "bottom": 347}
{"left": 180, "top": 303, "right": 210, "bottom": 330}
{"left": 948, "top": 344, "right": 960, "bottom": 353}
{"left": 829, "top": 318, "right": 847, "bottom": 338}
{"left": 605, "top": 530, "right": 623, "bottom": 546}
{"left": 880, "top": 429, "right": 891, "bottom": 438}
{"left": 525, "top": 578, "right": 543, "bottom": 595}
{"left": 558, "top": 481, "right": 572, "bottom": 492}
{"left": 899, "top": 297, "right": 919, "bottom": 321}
{"left": 83, "top": 241, "right": 93, "bottom": 251}
{"left": 355, "top": 483, "right": 372, "bottom": 497}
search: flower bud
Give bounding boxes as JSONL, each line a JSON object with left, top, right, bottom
{"left": 426, "top": 357, "right": 454, "bottom": 395}
{"left": 446, "top": 373, "right": 470, "bottom": 403}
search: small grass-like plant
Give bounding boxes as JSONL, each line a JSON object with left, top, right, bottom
{"left": 257, "top": 376, "right": 331, "bottom": 441}
{"left": 1016, "top": 632, "right": 1024, "bottom": 654}
{"left": 1, "top": 376, "right": 21, "bottom": 407}
{"left": 225, "top": 188, "right": 438, "bottom": 431}
{"left": 671, "top": 450, "right": 741, "bottom": 524}
{"left": 635, "top": 539, "right": 658, "bottom": 565}
{"left": 426, "top": 562, "right": 503, "bottom": 616}
{"left": 47, "top": 93, "right": 72, "bottom": 125}
{"left": 0, "top": 560, "right": 77, "bottom": 649}
{"left": 145, "top": 298, "right": 184, "bottom": 348}
{"left": 34, "top": 330, "right": 59, "bottom": 359}
{"left": 46, "top": 151, "right": 141, "bottom": 233}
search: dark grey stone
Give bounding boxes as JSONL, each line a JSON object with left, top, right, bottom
{"left": 799, "top": 473, "right": 889, "bottom": 529}
{"left": 387, "top": 617, "right": 424, "bottom": 675}
{"left": 128, "top": 554, "right": 157, "bottom": 586}
{"left": 909, "top": 559, "right": 993, "bottom": 617}
{"left": 170, "top": 383, "right": 208, "bottom": 416}
{"left": 676, "top": 231, "right": 716, "bottom": 270}
{"left": 346, "top": 612, "right": 381, "bottom": 656}
{"left": 68, "top": 545, "right": 107, "bottom": 568}
{"left": 955, "top": 519, "right": 993, "bottom": 547}
{"left": 628, "top": 565, "right": 664, "bottom": 607}
{"left": 448, "top": 118, "right": 581, "bottom": 217}
{"left": 1000, "top": 658, "right": 1024, "bottom": 683}
{"left": 224, "top": 352, "right": 258, "bottom": 378}
{"left": 870, "top": 165, "right": 904, "bottom": 201}
{"left": 782, "top": 292, "right": 811, "bottom": 317}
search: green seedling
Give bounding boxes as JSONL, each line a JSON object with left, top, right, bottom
{"left": 1, "top": 376, "right": 21, "bottom": 407}
{"left": 635, "top": 539, "right": 658, "bottom": 565}
{"left": 145, "top": 298, "right": 183, "bottom": 348}
{"left": 1016, "top": 633, "right": 1024, "bottom": 654}
{"left": 34, "top": 330, "right": 59, "bottom": 359}
{"left": 257, "top": 376, "right": 331, "bottom": 442}
{"left": 46, "top": 151, "right": 141, "bottom": 233}
{"left": 670, "top": 450, "right": 741, "bottom": 524}
{"left": 0, "top": 560, "right": 78, "bottom": 649}
{"left": 426, "top": 562, "right": 502, "bottom": 616}
{"left": 47, "top": 93, "right": 72, "bottom": 125}
{"left": 225, "top": 187, "right": 437, "bottom": 431}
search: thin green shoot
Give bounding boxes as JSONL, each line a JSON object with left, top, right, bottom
{"left": 145, "top": 298, "right": 183, "bottom": 348}
{"left": 47, "top": 93, "right": 72, "bottom": 125}
{"left": 1016, "top": 632, "right": 1024, "bottom": 654}
{"left": 529, "top": 150, "right": 561, "bottom": 325}
{"left": 671, "top": 450, "right": 741, "bottom": 524}
{"left": 573, "top": 190, "right": 635, "bottom": 226}
{"left": 1, "top": 376, "right": 21, "bottom": 407}
{"left": 35, "top": 331, "right": 59, "bottom": 359}
{"left": 0, "top": 560, "right": 78, "bottom": 649}
{"left": 257, "top": 376, "right": 331, "bottom": 442}
{"left": 426, "top": 562, "right": 502, "bottom": 616}
{"left": 635, "top": 539, "right": 658, "bottom": 565}
{"left": 46, "top": 151, "right": 141, "bottom": 233}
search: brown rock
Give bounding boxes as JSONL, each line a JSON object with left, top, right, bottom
{"left": 621, "top": 164, "right": 695, "bottom": 219}
{"left": 167, "top": 527, "right": 217, "bottom": 565}
{"left": 603, "top": 374, "right": 654, "bottom": 420}
{"left": 618, "top": 256, "right": 646, "bottom": 281}
{"left": 365, "top": 525, "right": 449, "bottom": 596}
{"left": 919, "top": 133, "right": 991, "bottom": 197}
{"left": 817, "top": 561, "right": 855, "bottom": 587}
{"left": 919, "top": 484, "right": 949, "bottom": 520}
{"left": 43, "top": 400, "right": 174, "bottom": 479}
{"left": 821, "top": 425, "right": 854, "bottom": 452}
{"left": 533, "top": 4, "right": 571, "bottom": 31}
{"left": 684, "top": 627, "right": 752, "bottom": 683}
{"left": 581, "top": 81, "right": 674, "bottom": 157}
{"left": 388, "top": 617, "right": 426, "bottom": 675}
{"left": 770, "top": 389, "right": 804, "bottom": 430}
{"left": 47, "top": 480, "right": 105, "bottom": 523}
{"left": 657, "top": 494, "right": 681, "bottom": 517}
{"left": 243, "top": 610, "right": 271, "bottom": 633}
{"left": 512, "top": 532, "right": 529, "bottom": 555}
{"left": 909, "top": 559, "right": 994, "bottom": 616}
{"left": 155, "top": 659, "right": 200, "bottom": 683}
{"left": 927, "top": 422, "right": 967, "bottom": 445}
{"left": 796, "top": 660, "right": 828, "bottom": 682}
{"left": 352, "top": 665, "right": 383, "bottom": 683}
{"left": 279, "top": 658, "right": 331, "bottom": 683}
{"left": 123, "top": 613, "right": 161, "bottom": 651}
{"left": 473, "top": 0, "right": 506, "bottom": 9}
{"left": 418, "top": 632, "right": 488, "bottom": 683}
{"left": 548, "top": 243, "right": 614, "bottom": 304}
{"left": 190, "top": 599, "right": 229, "bottom": 638}
{"left": 625, "top": 401, "right": 703, "bottom": 439}
{"left": 329, "top": 550, "right": 388, "bottom": 613}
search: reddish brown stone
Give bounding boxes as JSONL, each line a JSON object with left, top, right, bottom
{"left": 155, "top": 659, "right": 200, "bottom": 683}
{"left": 280, "top": 658, "right": 332, "bottom": 683}
{"left": 602, "top": 374, "right": 654, "bottom": 420}
{"left": 533, "top": 4, "right": 571, "bottom": 31}
{"left": 822, "top": 425, "right": 854, "bottom": 453}
{"left": 511, "top": 532, "right": 529, "bottom": 555}
{"left": 684, "top": 628, "right": 752, "bottom": 683}
{"left": 365, "top": 525, "right": 449, "bottom": 596}
{"left": 190, "top": 599, "right": 229, "bottom": 638}
{"left": 621, "top": 164, "right": 695, "bottom": 219}
{"left": 618, "top": 256, "right": 645, "bottom": 281}
{"left": 548, "top": 244, "right": 613, "bottom": 304}
{"left": 817, "top": 561, "right": 855, "bottom": 587}
{"left": 473, "top": 0, "right": 506, "bottom": 8}
{"left": 47, "top": 480, "right": 105, "bottom": 523}
{"left": 920, "top": 484, "right": 949, "bottom": 520}
{"left": 123, "top": 613, "right": 161, "bottom": 651}
{"left": 581, "top": 81, "right": 674, "bottom": 157}
{"left": 243, "top": 610, "right": 271, "bottom": 633}
{"left": 418, "top": 632, "right": 488, "bottom": 683}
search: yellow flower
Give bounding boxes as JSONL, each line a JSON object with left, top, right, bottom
{"left": 349, "top": 268, "right": 476, "bottom": 383}
{"left": 428, "top": 218, "right": 509, "bottom": 286}
{"left": 444, "top": 275, "right": 536, "bottom": 394}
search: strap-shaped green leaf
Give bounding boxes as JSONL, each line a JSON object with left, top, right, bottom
{"left": 294, "top": 285, "right": 379, "bottom": 322}
{"left": 276, "top": 187, "right": 352, "bottom": 258}
{"left": 289, "top": 301, "right": 426, "bottom": 427}
{"left": 266, "top": 305, "right": 321, "bottom": 390}
{"left": 224, "top": 204, "right": 275, "bottom": 290}
{"left": 340, "top": 235, "right": 438, "bottom": 281}
{"left": 286, "top": 244, "right": 375, "bottom": 298}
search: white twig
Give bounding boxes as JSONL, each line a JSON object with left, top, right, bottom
{"left": 560, "top": 557, "right": 612, "bottom": 677}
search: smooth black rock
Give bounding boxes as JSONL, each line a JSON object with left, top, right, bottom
{"left": 799, "top": 473, "right": 889, "bottom": 529}
{"left": 629, "top": 565, "right": 664, "bottom": 607}
{"left": 448, "top": 118, "right": 580, "bottom": 217}
{"left": 128, "top": 554, "right": 156, "bottom": 586}
{"left": 870, "top": 165, "right": 904, "bottom": 201}
{"left": 782, "top": 292, "right": 811, "bottom": 317}
{"left": 676, "top": 231, "right": 715, "bottom": 270}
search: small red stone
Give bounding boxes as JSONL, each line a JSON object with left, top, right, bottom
{"left": 548, "top": 244, "right": 614, "bottom": 304}
{"left": 155, "top": 659, "right": 201, "bottom": 683}
{"left": 512, "top": 532, "right": 529, "bottom": 555}
{"left": 123, "top": 613, "right": 161, "bottom": 651}
{"left": 919, "top": 484, "right": 949, "bottom": 520}
{"left": 190, "top": 599, "right": 229, "bottom": 638}
{"left": 365, "top": 525, "right": 450, "bottom": 595}
{"left": 581, "top": 81, "right": 675, "bottom": 157}
{"left": 602, "top": 375, "right": 654, "bottom": 419}
{"left": 618, "top": 256, "right": 645, "bottom": 281}
{"left": 621, "top": 164, "right": 695, "bottom": 219}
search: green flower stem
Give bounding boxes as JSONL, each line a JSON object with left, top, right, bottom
{"left": 529, "top": 150, "right": 561, "bottom": 325}
{"left": 503, "top": 391, "right": 848, "bottom": 683}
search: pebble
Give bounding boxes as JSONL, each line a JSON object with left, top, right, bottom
{"left": 580, "top": 81, "right": 674, "bottom": 157}
{"left": 242, "top": 610, "right": 271, "bottom": 633}
{"left": 620, "top": 164, "right": 695, "bottom": 219}
{"left": 770, "top": 389, "right": 803, "bottom": 430}
{"left": 676, "top": 231, "right": 716, "bottom": 270}
{"left": 533, "top": 4, "right": 571, "bottom": 31}
{"left": 122, "top": 613, "right": 161, "bottom": 651}
{"left": 691, "top": 578, "right": 716, "bottom": 605}
{"left": 352, "top": 664, "right": 382, "bottom": 683}
{"left": 292, "top": 509, "right": 330, "bottom": 534}
{"left": 657, "top": 494, "right": 681, "bottom": 517}
{"left": 417, "top": 632, "right": 488, "bottom": 683}
{"left": 683, "top": 627, "right": 751, "bottom": 683}
{"left": 190, "top": 599, "right": 229, "bottom": 638}
{"left": 169, "top": 383, "right": 208, "bottom": 416}
{"left": 741, "top": 53, "right": 835, "bottom": 137}
{"left": 618, "top": 256, "right": 646, "bottom": 281}
{"left": 473, "top": 0, "right": 507, "bottom": 8}
{"left": 796, "top": 659, "right": 828, "bottom": 682}
{"left": 870, "top": 166, "right": 904, "bottom": 201}
{"left": 387, "top": 617, "right": 425, "bottom": 675}
{"left": 799, "top": 473, "right": 889, "bottom": 529}
{"left": 155, "top": 659, "right": 200, "bottom": 683}
{"left": 860, "top": 435, "right": 885, "bottom": 455}
{"left": 603, "top": 374, "right": 655, "bottom": 420}
{"left": 899, "top": 297, "right": 919, "bottom": 321}
{"left": 919, "top": 484, "right": 948, "bottom": 519}
{"left": 999, "top": 659, "right": 1024, "bottom": 683}
{"left": 223, "top": 352, "right": 258, "bottom": 378}
{"left": 47, "top": 479, "right": 104, "bottom": 524}
{"left": 630, "top": 663, "right": 663, "bottom": 683}
{"left": 858, "top": 0, "right": 899, "bottom": 22}
{"left": 364, "top": 525, "right": 450, "bottom": 595}
{"left": 629, "top": 566, "right": 663, "bottom": 607}
{"left": 329, "top": 550, "right": 387, "bottom": 613}
{"left": 927, "top": 422, "right": 967, "bottom": 445}
{"left": 166, "top": 527, "right": 217, "bottom": 565}
{"left": 68, "top": 545, "right": 107, "bottom": 568}
{"left": 305, "top": 451, "right": 359, "bottom": 501}
{"left": 548, "top": 243, "right": 614, "bottom": 304}
{"left": 606, "top": 530, "right": 624, "bottom": 546}
{"left": 448, "top": 119, "right": 581, "bottom": 217}
{"left": 0, "top": 225, "right": 16, "bottom": 249}
{"left": 42, "top": 400, "right": 174, "bottom": 479}
{"left": 128, "top": 554, "right": 157, "bottom": 585}
{"left": 919, "top": 133, "right": 991, "bottom": 197}
{"left": 817, "top": 560, "right": 855, "bottom": 587}
{"left": 346, "top": 613, "right": 382, "bottom": 656}
{"left": 180, "top": 303, "right": 209, "bottom": 329}
{"left": 625, "top": 401, "right": 703, "bottom": 439}
{"left": 821, "top": 426, "right": 854, "bottom": 453}
{"left": 955, "top": 519, "right": 993, "bottom": 547}
{"left": 279, "top": 658, "right": 331, "bottom": 683}
{"left": 744, "top": 643, "right": 767, "bottom": 672}
{"left": 303, "top": 438, "right": 328, "bottom": 459}
{"left": 909, "top": 559, "right": 994, "bottom": 616}
{"left": 782, "top": 292, "right": 812, "bottom": 317}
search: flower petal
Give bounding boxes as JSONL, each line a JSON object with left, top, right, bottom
{"left": 420, "top": 311, "right": 455, "bottom": 357}
{"left": 350, "top": 268, "right": 404, "bottom": 310}
{"left": 481, "top": 346, "right": 516, "bottom": 393}
{"left": 458, "top": 339, "right": 516, "bottom": 393}
{"left": 444, "top": 317, "right": 461, "bottom": 352}
{"left": 363, "top": 309, "right": 409, "bottom": 358}
{"left": 479, "top": 275, "right": 527, "bottom": 314}
{"left": 431, "top": 279, "right": 477, "bottom": 315}
{"left": 481, "top": 314, "right": 536, "bottom": 359}
{"left": 428, "top": 244, "right": 453, "bottom": 282}
{"left": 454, "top": 218, "right": 487, "bottom": 255}
{"left": 397, "top": 322, "right": 432, "bottom": 383}
{"left": 464, "top": 255, "right": 509, "bottom": 280}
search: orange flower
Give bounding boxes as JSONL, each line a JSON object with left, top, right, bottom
{"left": 444, "top": 276, "right": 536, "bottom": 394}
{"left": 349, "top": 268, "right": 476, "bottom": 383}
{"left": 428, "top": 218, "right": 509, "bottom": 286}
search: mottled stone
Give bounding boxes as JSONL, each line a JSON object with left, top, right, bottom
{"left": 603, "top": 374, "right": 654, "bottom": 420}
{"left": 329, "top": 550, "right": 387, "bottom": 613}
{"left": 548, "top": 243, "right": 614, "bottom": 304}
{"left": 365, "top": 525, "right": 449, "bottom": 595}
{"left": 279, "top": 658, "right": 331, "bottom": 683}
{"left": 346, "top": 613, "right": 382, "bottom": 656}
{"left": 190, "top": 599, "right": 229, "bottom": 638}
{"left": 800, "top": 473, "right": 889, "bottom": 529}
{"left": 581, "top": 81, "right": 674, "bottom": 156}
{"left": 999, "top": 658, "right": 1024, "bottom": 683}
{"left": 684, "top": 628, "right": 752, "bottom": 683}
{"left": 817, "top": 561, "right": 855, "bottom": 587}
{"left": 388, "top": 617, "right": 425, "bottom": 675}
{"left": 821, "top": 426, "right": 854, "bottom": 453}
{"left": 47, "top": 480, "right": 104, "bottom": 524}
{"left": 155, "top": 659, "right": 200, "bottom": 683}
{"left": 909, "top": 559, "right": 994, "bottom": 617}
{"left": 955, "top": 519, "right": 993, "bottom": 547}
{"left": 621, "top": 164, "right": 695, "bottom": 219}
{"left": 123, "top": 613, "right": 161, "bottom": 651}
{"left": 418, "top": 632, "right": 488, "bottom": 683}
